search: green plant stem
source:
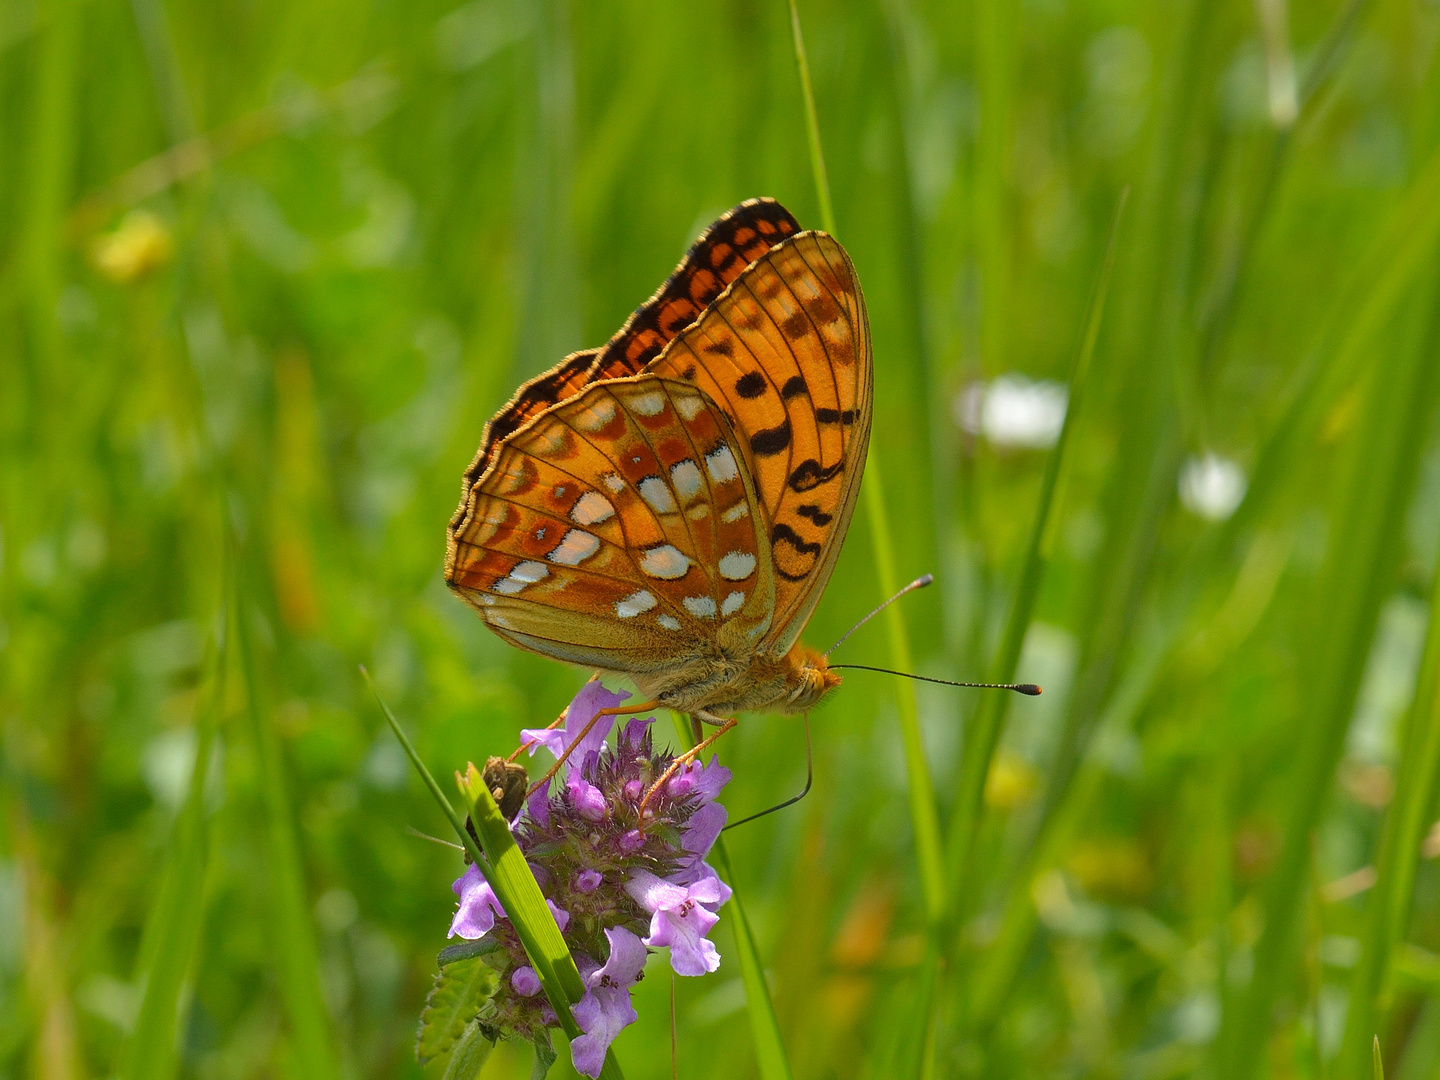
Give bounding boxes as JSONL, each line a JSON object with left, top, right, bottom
{"left": 671, "top": 713, "right": 793, "bottom": 1080}
{"left": 1337, "top": 270, "right": 1440, "bottom": 1077}
{"left": 787, "top": 0, "right": 945, "bottom": 928}
{"left": 1218, "top": 268, "right": 1440, "bottom": 1080}
{"left": 120, "top": 606, "right": 226, "bottom": 1080}
{"left": 236, "top": 576, "right": 340, "bottom": 1080}
{"left": 944, "top": 189, "right": 1127, "bottom": 907}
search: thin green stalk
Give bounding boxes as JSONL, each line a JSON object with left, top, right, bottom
{"left": 788, "top": 0, "right": 833, "bottom": 237}
{"left": 944, "top": 190, "right": 1127, "bottom": 905}
{"left": 671, "top": 713, "right": 793, "bottom": 1080}
{"left": 1218, "top": 268, "right": 1440, "bottom": 1080}
{"left": 787, "top": 0, "right": 945, "bottom": 926}
{"left": 235, "top": 577, "right": 340, "bottom": 1080}
{"left": 1337, "top": 272, "right": 1440, "bottom": 1077}
{"left": 120, "top": 604, "right": 226, "bottom": 1080}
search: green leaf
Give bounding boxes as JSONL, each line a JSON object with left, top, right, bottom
{"left": 439, "top": 939, "right": 507, "bottom": 968}
{"left": 530, "top": 1033, "right": 558, "bottom": 1080}
{"left": 458, "top": 764, "right": 627, "bottom": 1080}
{"left": 440, "top": 1021, "right": 495, "bottom": 1080}
{"left": 671, "top": 713, "right": 792, "bottom": 1080}
{"left": 119, "top": 604, "right": 227, "bottom": 1080}
{"left": 417, "top": 955, "right": 500, "bottom": 1067}
{"left": 1373, "top": 1035, "right": 1385, "bottom": 1080}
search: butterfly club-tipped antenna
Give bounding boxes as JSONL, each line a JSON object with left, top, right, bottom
{"left": 825, "top": 573, "right": 934, "bottom": 657}
{"left": 827, "top": 573, "right": 1042, "bottom": 696}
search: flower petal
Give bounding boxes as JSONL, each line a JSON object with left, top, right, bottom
{"left": 449, "top": 865, "right": 504, "bottom": 939}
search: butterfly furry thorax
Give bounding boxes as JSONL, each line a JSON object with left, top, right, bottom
{"left": 445, "top": 198, "right": 871, "bottom": 721}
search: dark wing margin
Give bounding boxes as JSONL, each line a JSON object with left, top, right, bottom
{"left": 451, "top": 198, "right": 802, "bottom": 508}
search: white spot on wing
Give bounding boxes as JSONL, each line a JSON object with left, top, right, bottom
{"left": 671, "top": 460, "right": 702, "bottom": 502}
{"left": 722, "top": 591, "right": 746, "bottom": 616}
{"left": 721, "top": 502, "right": 749, "bottom": 523}
{"left": 615, "top": 590, "right": 657, "bottom": 618}
{"left": 658, "top": 614, "right": 681, "bottom": 630}
{"left": 640, "top": 544, "right": 691, "bottom": 580}
{"left": 494, "top": 560, "right": 549, "bottom": 595}
{"left": 674, "top": 394, "right": 704, "bottom": 421}
{"left": 600, "top": 472, "right": 625, "bottom": 493}
{"left": 638, "top": 476, "right": 676, "bottom": 513}
{"left": 706, "top": 446, "right": 738, "bottom": 483}
{"left": 548, "top": 529, "right": 600, "bottom": 566}
{"left": 573, "top": 397, "right": 616, "bottom": 431}
{"left": 570, "top": 491, "right": 615, "bottom": 525}
{"left": 683, "top": 596, "right": 718, "bottom": 619}
{"left": 719, "top": 551, "right": 756, "bottom": 580}
{"left": 623, "top": 390, "right": 666, "bottom": 416}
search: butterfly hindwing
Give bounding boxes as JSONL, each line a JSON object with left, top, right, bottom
{"left": 646, "top": 232, "right": 872, "bottom": 656}
{"left": 446, "top": 375, "right": 774, "bottom": 672}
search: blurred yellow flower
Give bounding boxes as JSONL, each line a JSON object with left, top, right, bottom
{"left": 91, "top": 210, "right": 173, "bottom": 283}
{"left": 985, "top": 752, "right": 1039, "bottom": 811}
{"left": 1066, "top": 838, "right": 1152, "bottom": 902}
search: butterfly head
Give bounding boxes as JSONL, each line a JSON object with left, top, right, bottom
{"left": 782, "top": 643, "right": 842, "bottom": 712}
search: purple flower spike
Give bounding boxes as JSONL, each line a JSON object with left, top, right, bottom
{"left": 427, "top": 682, "right": 732, "bottom": 1074}
{"left": 626, "top": 869, "right": 726, "bottom": 976}
{"left": 449, "top": 864, "right": 505, "bottom": 940}
{"left": 571, "top": 927, "right": 647, "bottom": 1077}
{"left": 511, "top": 966, "right": 542, "bottom": 997}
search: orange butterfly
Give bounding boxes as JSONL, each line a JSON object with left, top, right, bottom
{"left": 445, "top": 199, "right": 870, "bottom": 778}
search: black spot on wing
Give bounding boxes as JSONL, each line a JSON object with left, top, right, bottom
{"left": 814, "top": 408, "right": 858, "bottom": 425}
{"left": 703, "top": 339, "right": 734, "bottom": 357}
{"left": 772, "top": 523, "right": 821, "bottom": 582}
{"left": 750, "top": 419, "right": 792, "bottom": 457}
{"left": 780, "top": 376, "right": 807, "bottom": 400}
{"left": 735, "top": 371, "right": 767, "bottom": 399}
{"left": 788, "top": 458, "right": 844, "bottom": 491}
{"left": 796, "top": 503, "right": 833, "bottom": 526}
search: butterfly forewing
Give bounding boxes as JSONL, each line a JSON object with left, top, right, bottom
{"left": 459, "top": 199, "right": 801, "bottom": 489}
{"left": 446, "top": 375, "right": 774, "bottom": 672}
{"left": 646, "top": 232, "right": 872, "bottom": 656}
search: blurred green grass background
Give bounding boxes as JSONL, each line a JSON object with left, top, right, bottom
{"left": 6, "top": 0, "right": 1440, "bottom": 1076}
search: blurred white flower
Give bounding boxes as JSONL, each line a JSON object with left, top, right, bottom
{"left": 955, "top": 374, "right": 1068, "bottom": 450}
{"left": 1179, "top": 453, "right": 1247, "bottom": 521}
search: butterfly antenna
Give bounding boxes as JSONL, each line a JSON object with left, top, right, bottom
{"left": 724, "top": 713, "right": 814, "bottom": 831}
{"left": 826, "top": 574, "right": 934, "bottom": 657}
{"left": 829, "top": 663, "right": 1042, "bottom": 695}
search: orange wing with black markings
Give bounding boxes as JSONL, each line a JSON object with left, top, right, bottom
{"left": 446, "top": 375, "right": 775, "bottom": 672}
{"left": 646, "top": 232, "right": 871, "bottom": 656}
{"left": 457, "top": 199, "right": 800, "bottom": 494}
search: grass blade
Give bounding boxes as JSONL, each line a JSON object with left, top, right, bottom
{"left": 710, "top": 839, "right": 793, "bottom": 1080}
{"left": 944, "top": 189, "right": 1127, "bottom": 905}
{"left": 1217, "top": 266, "right": 1440, "bottom": 1080}
{"left": 787, "top": 0, "right": 945, "bottom": 928}
{"left": 1337, "top": 276, "right": 1440, "bottom": 1076}
{"left": 235, "top": 570, "right": 340, "bottom": 1080}
{"left": 672, "top": 713, "right": 792, "bottom": 1080}
{"left": 119, "top": 606, "right": 226, "bottom": 1080}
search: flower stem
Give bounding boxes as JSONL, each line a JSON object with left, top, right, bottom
{"left": 787, "top": 0, "right": 945, "bottom": 926}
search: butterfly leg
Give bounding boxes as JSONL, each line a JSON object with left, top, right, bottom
{"left": 524, "top": 700, "right": 660, "bottom": 797}
{"left": 638, "top": 713, "right": 739, "bottom": 823}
